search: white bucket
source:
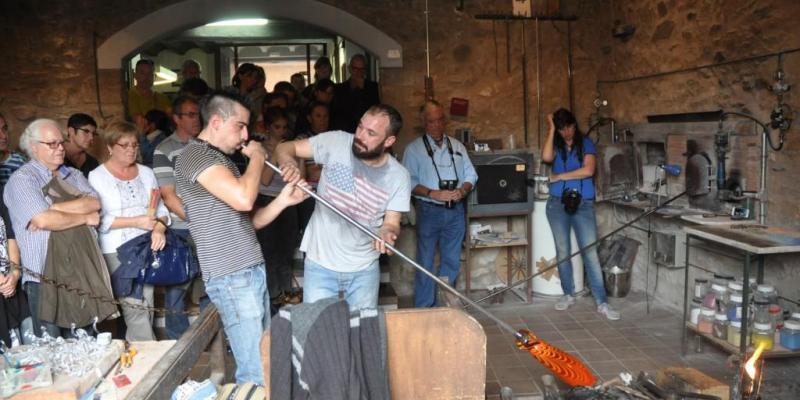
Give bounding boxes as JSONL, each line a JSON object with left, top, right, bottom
{"left": 531, "top": 199, "right": 585, "bottom": 297}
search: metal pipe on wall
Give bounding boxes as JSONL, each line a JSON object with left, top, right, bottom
{"left": 760, "top": 123, "right": 768, "bottom": 224}
{"left": 535, "top": 17, "right": 542, "bottom": 148}
{"left": 522, "top": 21, "right": 530, "bottom": 146}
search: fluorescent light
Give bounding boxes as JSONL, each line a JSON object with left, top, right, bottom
{"left": 155, "top": 66, "right": 177, "bottom": 82}
{"left": 206, "top": 18, "right": 269, "bottom": 27}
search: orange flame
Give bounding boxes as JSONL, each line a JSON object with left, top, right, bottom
{"left": 744, "top": 342, "right": 766, "bottom": 380}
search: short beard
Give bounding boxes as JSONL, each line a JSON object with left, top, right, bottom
{"left": 352, "top": 138, "right": 385, "bottom": 160}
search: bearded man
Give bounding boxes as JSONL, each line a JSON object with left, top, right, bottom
{"left": 274, "top": 104, "right": 410, "bottom": 311}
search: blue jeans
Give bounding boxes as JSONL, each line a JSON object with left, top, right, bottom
{"left": 23, "top": 282, "right": 64, "bottom": 338}
{"left": 414, "top": 201, "right": 465, "bottom": 308}
{"left": 545, "top": 197, "right": 608, "bottom": 305}
{"left": 303, "top": 257, "right": 379, "bottom": 311}
{"left": 165, "top": 229, "right": 194, "bottom": 340}
{"left": 204, "top": 264, "right": 270, "bottom": 385}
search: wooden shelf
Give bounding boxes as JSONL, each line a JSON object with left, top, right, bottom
{"left": 686, "top": 322, "right": 800, "bottom": 359}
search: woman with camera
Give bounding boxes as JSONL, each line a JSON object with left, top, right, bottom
{"left": 542, "top": 108, "right": 620, "bottom": 320}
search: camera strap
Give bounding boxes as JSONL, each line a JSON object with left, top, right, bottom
{"left": 422, "top": 134, "right": 460, "bottom": 184}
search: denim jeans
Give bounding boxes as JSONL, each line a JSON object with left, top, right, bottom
{"left": 204, "top": 264, "right": 270, "bottom": 385}
{"left": 413, "top": 201, "right": 465, "bottom": 308}
{"left": 164, "top": 229, "right": 193, "bottom": 340}
{"left": 545, "top": 197, "right": 608, "bottom": 305}
{"left": 303, "top": 257, "right": 379, "bottom": 311}
{"left": 23, "top": 282, "right": 65, "bottom": 338}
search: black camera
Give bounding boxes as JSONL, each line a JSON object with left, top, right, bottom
{"left": 562, "top": 189, "right": 582, "bottom": 215}
{"left": 439, "top": 179, "right": 459, "bottom": 208}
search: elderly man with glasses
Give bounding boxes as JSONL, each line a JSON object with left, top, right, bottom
{"left": 64, "top": 113, "right": 100, "bottom": 178}
{"left": 3, "top": 118, "right": 105, "bottom": 338}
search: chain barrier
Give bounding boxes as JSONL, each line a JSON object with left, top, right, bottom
{"left": 13, "top": 263, "right": 195, "bottom": 316}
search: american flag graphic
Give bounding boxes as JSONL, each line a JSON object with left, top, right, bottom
{"left": 323, "top": 162, "right": 388, "bottom": 224}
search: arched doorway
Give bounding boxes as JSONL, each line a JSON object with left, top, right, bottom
{"left": 97, "top": 0, "right": 403, "bottom": 70}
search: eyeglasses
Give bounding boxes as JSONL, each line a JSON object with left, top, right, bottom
{"left": 76, "top": 127, "right": 98, "bottom": 136}
{"left": 115, "top": 142, "right": 140, "bottom": 150}
{"left": 177, "top": 112, "right": 200, "bottom": 118}
{"left": 38, "top": 140, "right": 65, "bottom": 150}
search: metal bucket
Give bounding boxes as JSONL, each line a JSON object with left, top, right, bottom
{"left": 604, "top": 266, "right": 631, "bottom": 298}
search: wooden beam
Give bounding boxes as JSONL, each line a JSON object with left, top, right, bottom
{"left": 126, "top": 305, "right": 222, "bottom": 399}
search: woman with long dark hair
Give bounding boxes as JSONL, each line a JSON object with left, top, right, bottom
{"left": 541, "top": 108, "right": 620, "bottom": 320}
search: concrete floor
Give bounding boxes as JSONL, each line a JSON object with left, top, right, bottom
{"left": 406, "top": 290, "right": 800, "bottom": 399}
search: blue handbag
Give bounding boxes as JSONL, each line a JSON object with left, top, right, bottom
{"left": 124, "top": 230, "right": 199, "bottom": 286}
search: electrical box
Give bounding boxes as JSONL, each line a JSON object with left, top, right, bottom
{"left": 651, "top": 230, "right": 686, "bottom": 268}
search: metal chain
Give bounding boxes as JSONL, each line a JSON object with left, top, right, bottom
{"left": 14, "top": 263, "right": 195, "bottom": 316}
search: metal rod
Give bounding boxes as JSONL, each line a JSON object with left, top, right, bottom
{"left": 535, "top": 17, "right": 542, "bottom": 149}
{"left": 263, "top": 159, "right": 524, "bottom": 341}
{"left": 759, "top": 121, "right": 767, "bottom": 224}
{"left": 523, "top": 20, "right": 530, "bottom": 146}
{"left": 471, "top": 191, "right": 688, "bottom": 305}
{"left": 424, "top": 0, "right": 431, "bottom": 78}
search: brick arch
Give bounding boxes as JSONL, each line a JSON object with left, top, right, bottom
{"left": 97, "top": 0, "right": 403, "bottom": 69}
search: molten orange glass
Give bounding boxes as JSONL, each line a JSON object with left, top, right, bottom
{"left": 515, "top": 329, "right": 597, "bottom": 387}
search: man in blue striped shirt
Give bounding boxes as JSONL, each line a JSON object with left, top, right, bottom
{"left": 3, "top": 119, "right": 100, "bottom": 338}
{"left": 0, "top": 113, "right": 27, "bottom": 188}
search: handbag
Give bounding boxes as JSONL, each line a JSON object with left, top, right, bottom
{"left": 136, "top": 230, "right": 199, "bottom": 286}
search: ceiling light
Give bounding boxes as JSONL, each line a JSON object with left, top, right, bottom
{"left": 155, "top": 66, "right": 177, "bottom": 82}
{"left": 206, "top": 18, "right": 269, "bottom": 27}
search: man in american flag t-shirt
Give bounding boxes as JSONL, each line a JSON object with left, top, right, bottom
{"left": 275, "top": 104, "right": 410, "bottom": 311}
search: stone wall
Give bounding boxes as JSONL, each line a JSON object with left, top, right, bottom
{"left": 595, "top": 0, "right": 800, "bottom": 310}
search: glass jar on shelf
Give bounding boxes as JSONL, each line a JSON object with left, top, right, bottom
{"left": 769, "top": 304, "right": 784, "bottom": 330}
{"left": 693, "top": 278, "right": 709, "bottom": 301}
{"left": 790, "top": 312, "right": 800, "bottom": 323}
{"left": 727, "top": 293, "right": 743, "bottom": 322}
{"left": 753, "top": 299, "right": 772, "bottom": 326}
{"left": 727, "top": 319, "right": 749, "bottom": 347}
{"left": 690, "top": 298, "right": 703, "bottom": 325}
{"left": 751, "top": 322, "right": 775, "bottom": 350}
{"left": 698, "top": 307, "right": 716, "bottom": 334}
{"left": 710, "top": 283, "right": 728, "bottom": 313}
{"left": 726, "top": 281, "right": 743, "bottom": 296}
{"left": 780, "top": 320, "right": 800, "bottom": 350}
{"left": 755, "top": 284, "right": 778, "bottom": 304}
{"left": 713, "top": 312, "right": 728, "bottom": 340}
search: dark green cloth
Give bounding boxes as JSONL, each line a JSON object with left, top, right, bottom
{"left": 38, "top": 175, "right": 117, "bottom": 328}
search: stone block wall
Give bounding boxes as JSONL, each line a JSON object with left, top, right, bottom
{"left": 595, "top": 0, "right": 800, "bottom": 310}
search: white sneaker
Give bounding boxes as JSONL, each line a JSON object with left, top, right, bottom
{"left": 597, "top": 303, "right": 621, "bottom": 320}
{"left": 554, "top": 295, "right": 575, "bottom": 311}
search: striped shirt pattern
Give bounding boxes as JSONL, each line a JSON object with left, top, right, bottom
{"left": 3, "top": 161, "right": 99, "bottom": 283}
{"left": 0, "top": 152, "right": 27, "bottom": 187}
{"left": 153, "top": 135, "right": 190, "bottom": 229}
{"left": 174, "top": 140, "right": 263, "bottom": 281}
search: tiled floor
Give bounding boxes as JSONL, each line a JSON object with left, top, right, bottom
{"left": 415, "top": 290, "right": 800, "bottom": 400}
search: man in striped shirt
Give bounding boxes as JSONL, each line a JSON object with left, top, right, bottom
{"left": 4, "top": 119, "right": 101, "bottom": 338}
{"left": 0, "top": 113, "right": 27, "bottom": 188}
{"left": 274, "top": 104, "right": 410, "bottom": 312}
{"left": 174, "top": 91, "right": 307, "bottom": 385}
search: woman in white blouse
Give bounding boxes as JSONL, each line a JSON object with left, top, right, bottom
{"left": 89, "top": 121, "right": 169, "bottom": 341}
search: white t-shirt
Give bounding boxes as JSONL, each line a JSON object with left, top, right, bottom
{"left": 301, "top": 132, "right": 411, "bottom": 272}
